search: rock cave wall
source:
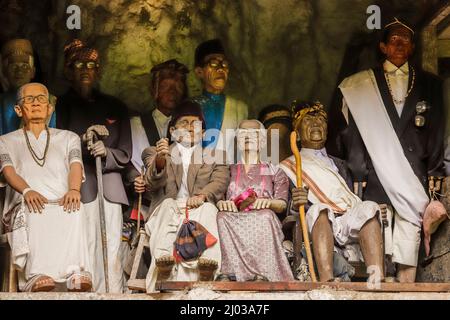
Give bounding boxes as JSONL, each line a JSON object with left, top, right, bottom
{"left": 0, "top": 0, "right": 443, "bottom": 116}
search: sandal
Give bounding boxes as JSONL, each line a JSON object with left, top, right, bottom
{"left": 23, "top": 274, "right": 56, "bottom": 292}
{"left": 156, "top": 255, "right": 176, "bottom": 281}
{"left": 198, "top": 258, "right": 218, "bottom": 281}
{"left": 67, "top": 271, "right": 93, "bottom": 292}
{"left": 215, "top": 273, "right": 237, "bottom": 282}
{"left": 250, "top": 274, "right": 269, "bottom": 282}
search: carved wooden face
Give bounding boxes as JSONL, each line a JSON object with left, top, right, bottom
{"left": 155, "top": 76, "right": 186, "bottom": 112}
{"left": 170, "top": 115, "right": 204, "bottom": 146}
{"left": 14, "top": 84, "right": 53, "bottom": 124}
{"left": 195, "top": 53, "right": 229, "bottom": 94}
{"left": 237, "top": 120, "right": 264, "bottom": 153}
{"left": 298, "top": 113, "right": 327, "bottom": 150}
{"left": 5, "top": 55, "right": 35, "bottom": 90}
{"left": 380, "top": 25, "right": 414, "bottom": 67}
{"left": 70, "top": 60, "right": 99, "bottom": 92}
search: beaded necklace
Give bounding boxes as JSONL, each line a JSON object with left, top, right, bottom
{"left": 23, "top": 125, "right": 50, "bottom": 167}
{"left": 384, "top": 66, "right": 415, "bottom": 105}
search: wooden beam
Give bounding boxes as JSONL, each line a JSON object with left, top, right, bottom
{"left": 155, "top": 281, "right": 450, "bottom": 293}
{"left": 428, "top": 3, "right": 450, "bottom": 27}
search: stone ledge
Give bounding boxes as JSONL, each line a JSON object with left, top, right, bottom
{"left": 1, "top": 288, "right": 450, "bottom": 300}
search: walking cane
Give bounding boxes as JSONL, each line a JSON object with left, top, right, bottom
{"left": 136, "top": 166, "right": 145, "bottom": 234}
{"left": 290, "top": 132, "right": 318, "bottom": 282}
{"left": 89, "top": 130, "right": 110, "bottom": 293}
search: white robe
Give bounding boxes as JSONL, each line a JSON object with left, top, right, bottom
{"left": 0, "top": 128, "right": 91, "bottom": 288}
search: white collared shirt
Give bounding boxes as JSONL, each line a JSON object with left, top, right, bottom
{"left": 301, "top": 147, "right": 339, "bottom": 173}
{"left": 152, "top": 108, "right": 172, "bottom": 139}
{"left": 176, "top": 143, "right": 196, "bottom": 201}
{"left": 341, "top": 60, "right": 410, "bottom": 123}
{"left": 383, "top": 60, "right": 409, "bottom": 116}
{"left": 130, "top": 116, "right": 150, "bottom": 172}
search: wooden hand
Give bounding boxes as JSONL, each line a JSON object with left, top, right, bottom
{"left": 59, "top": 189, "right": 81, "bottom": 213}
{"left": 217, "top": 200, "right": 238, "bottom": 212}
{"left": 187, "top": 194, "right": 207, "bottom": 209}
{"left": 24, "top": 190, "right": 48, "bottom": 214}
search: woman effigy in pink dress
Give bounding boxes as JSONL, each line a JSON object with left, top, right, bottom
{"left": 216, "top": 119, "right": 294, "bottom": 282}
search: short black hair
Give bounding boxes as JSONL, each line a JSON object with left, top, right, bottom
{"left": 194, "top": 39, "right": 226, "bottom": 67}
{"left": 258, "top": 104, "right": 292, "bottom": 130}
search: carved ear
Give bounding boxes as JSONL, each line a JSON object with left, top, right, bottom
{"left": 47, "top": 102, "right": 55, "bottom": 117}
{"left": 379, "top": 42, "right": 387, "bottom": 55}
{"left": 14, "top": 105, "right": 22, "bottom": 118}
{"left": 194, "top": 67, "right": 204, "bottom": 79}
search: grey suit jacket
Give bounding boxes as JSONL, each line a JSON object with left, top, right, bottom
{"left": 142, "top": 144, "right": 230, "bottom": 213}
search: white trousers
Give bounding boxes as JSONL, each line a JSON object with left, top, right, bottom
{"left": 84, "top": 197, "right": 124, "bottom": 293}
{"left": 145, "top": 198, "right": 221, "bottom": 292}
{"left": 386, "top": 206, "right": 421, "bottom": 267}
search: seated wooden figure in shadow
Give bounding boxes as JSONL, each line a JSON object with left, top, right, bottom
{"left": 280, "top": 101, "right": 384, "bottom": 282}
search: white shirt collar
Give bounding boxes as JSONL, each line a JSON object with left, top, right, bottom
{"left": 301, "top": 147, "right": 328, "bottom": 157}
{"left": 152, "top": 108, "right": 171, "bottom": 121}
{"left": 384, "top": 60, "right": 409, "bottom": 75}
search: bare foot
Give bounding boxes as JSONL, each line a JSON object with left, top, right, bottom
{"left": 156, "top": 255, "right": 175, "bottom": 281}
{"left": 198, "top": 258, "right": 218, "bottom": 281}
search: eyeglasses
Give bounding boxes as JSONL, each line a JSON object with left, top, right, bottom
{"left": 74, "top": 61, "right": 98, "bottom": 69}
{"left": 176, "top": 119, "right": 203, "bottom": 129}
{"left": 17, "top": 94, "right": 49, "bottom": 105}
{"left": 205, "top": 59, "right": 229, "bottom": 70}
{"left": 8, "top": 62, "right": 32, "bottom": 72}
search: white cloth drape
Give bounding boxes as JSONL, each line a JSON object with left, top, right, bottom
{"left": 339, "top": 69, "right": 429, "bottom": 227}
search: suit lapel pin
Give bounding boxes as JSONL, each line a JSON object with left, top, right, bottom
{"left": 415, "top": 101, "right": 428, "bottom": 127}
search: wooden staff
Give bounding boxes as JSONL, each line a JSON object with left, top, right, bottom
{"left": 136, "top": 166, "right": 145, "bottom": 233}
{"left": 91, "top": 131, "right": 110, "bottom": 292}
{"left": 290, "top": 131, "right": 317, "bottom": 282}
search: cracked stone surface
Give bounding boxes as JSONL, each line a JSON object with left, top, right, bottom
{"left": 0, "top": 0, "right": 442, "bottom": 115}
{"left": 1, "top": 288, "right": 450, "bottom": 300}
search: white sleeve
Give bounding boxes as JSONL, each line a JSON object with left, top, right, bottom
{"left": 0, "top": 137, "right": 14, "bottom": 188}
{"left": 0, "top": 137, "right": 13, "bottom": 172}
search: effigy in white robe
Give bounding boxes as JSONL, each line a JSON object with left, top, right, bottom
{"left": 0, "top": 128, "right": 91, "bottom": 289}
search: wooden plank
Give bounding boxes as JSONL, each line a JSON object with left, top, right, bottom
{"left": 127, "top": 279, "right": 146, "bottom": 292}
{"left": 155, "top": 281, "right": 450, "bottom": 293}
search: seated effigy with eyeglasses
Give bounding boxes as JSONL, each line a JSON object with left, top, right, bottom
{"left": 141, "top": 100, "right": 229, "bottom": 292}
{"left": 0, "top": 82, "right": 92, "bottom": 292}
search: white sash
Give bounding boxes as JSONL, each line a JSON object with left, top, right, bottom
{"left": 339, "top": 69, "right": 428, "bottom": 226}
